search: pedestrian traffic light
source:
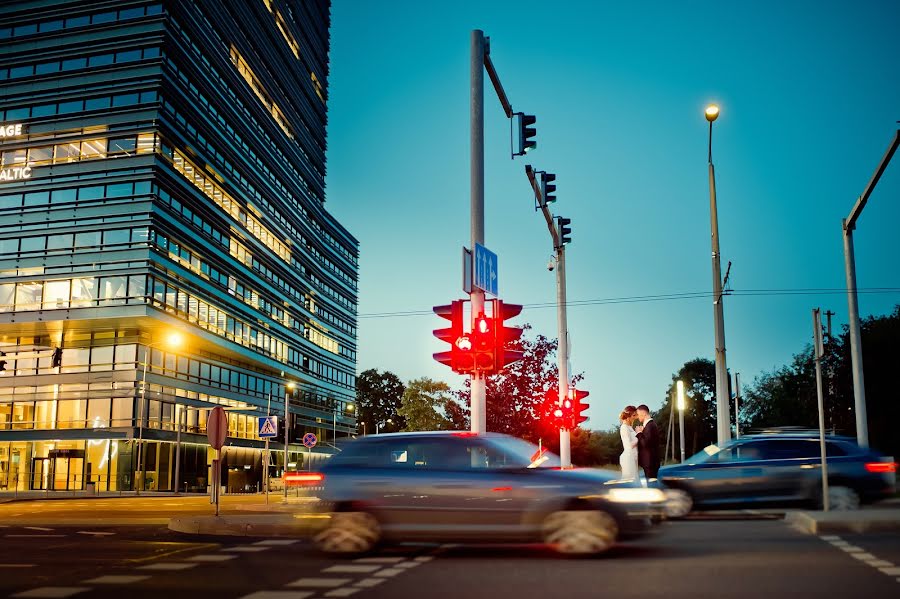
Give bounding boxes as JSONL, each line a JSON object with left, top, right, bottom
{"left": 473, "top": 312, "right": 495, "bottom": 371}
{"left": 569, "top": 388, "right": 590, "bottom": 427}
{"left": 51, "top": 347, "right": 62, "bottom": 368}
{"left": 516, "top": 113, "right": 537, "bottom": 156}
{"left": 557, "top": 216, "right": 572, "bottom": 246}
{"left": 493, "top": 300, "right": 524, "bottom": 370}
{"left": 540, "top": 172, "right": 556, "bottom": 205}
{"left": 434, "top": 300, "right": 474, "bottom": 373}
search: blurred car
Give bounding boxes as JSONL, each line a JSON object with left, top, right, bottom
{"left": 312, "top": 431, "right": 667, "bottom": 556}
{"left": 658, "top": 431, "right": 896, "bottom": 513}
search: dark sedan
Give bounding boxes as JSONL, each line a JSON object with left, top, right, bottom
{"left": 658, "top": 432, "right": 896, "bottom": 513}
{"left": 312, "top": 431, "right": 667, "bottom": 556}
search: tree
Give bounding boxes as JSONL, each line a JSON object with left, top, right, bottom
{"left": 398, "top": 377, "right": 466, "bottom": 432}
{"left": 453, "top": 325, "right": 581, "bottom": 443}
{"left": 355, "top": 369, "right": 405, "bottom": 434}
{"left": 654, "top": 358, "right": 721, "bottom": 459}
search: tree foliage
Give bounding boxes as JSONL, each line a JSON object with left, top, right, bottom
{"left": 398, "top": 377, "right": 467, "bottom": 432}
{"left": 355, "top": 369, "right": 405, "bottom": 434}
{"left": 654, "top": 358, "right": 723, "bottom": 459}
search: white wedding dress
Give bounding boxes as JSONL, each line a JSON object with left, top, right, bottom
{"left": 619, "top": 423, "right": 639, "bottom": 480}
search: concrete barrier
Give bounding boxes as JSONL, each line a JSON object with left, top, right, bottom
{"left": 786, "top": 509, "right": 900, "bottom": 534}
{"left": 168, "top": 513, "right": 329, "bottom": 537}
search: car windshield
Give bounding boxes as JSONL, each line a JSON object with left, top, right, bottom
{"left": 479, "top": 436, "right": 561, "bottom": 469}
{"left": 683, "top": 441, "right": 739, "bottom": 465}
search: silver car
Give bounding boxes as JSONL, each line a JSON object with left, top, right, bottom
{"left": 313, "top": 431, "right": 666, "bottom": 556}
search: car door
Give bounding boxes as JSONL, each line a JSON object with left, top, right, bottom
{"left": 683, "top": 442, "right": 768, "bottom": 504}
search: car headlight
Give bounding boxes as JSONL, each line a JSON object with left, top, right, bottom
{"left": 606, "top": 488, "right": 667, "bottom": 504}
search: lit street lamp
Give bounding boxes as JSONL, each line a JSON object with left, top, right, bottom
{"left": 705, "top": 103, "right": 732, "bottom": 445}
{"left": 136, "top": 332, "right": 183, "bottom": 495}
{"left": 376, "top": 419, "right": 393, "bottom": 434}
{"left": 677, "top": 380, "right": 686, "bottom": 463}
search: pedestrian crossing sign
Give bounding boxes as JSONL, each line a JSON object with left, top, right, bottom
{"left": 258, "top": 416, "right": 278, "bottom": 438}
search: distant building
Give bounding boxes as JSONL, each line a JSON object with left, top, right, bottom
{"left": 0, "top": 0, "right": 358, "bottom": 493}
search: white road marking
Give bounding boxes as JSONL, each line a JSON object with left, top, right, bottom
{"left": 222, "top": 546, "right": 270, "bottom": 553}
{"left": 322, "top": 565, "right": 381, "bottom": 574}
{"left": 841, "top": 545, "right": 864, "bottom": 553}
{"left": 286, "top": 578, "right": 351, "bottom": 588}
{"left": 324, "top": 589, "right": 360, "bottom": 598}
{"left": 820, "top": 535, "right": 841, "bottom": 541}
{"left": 253, "top": 540, "right": 298, "bottom": 546}
{"left": 24, "top": 527, "right": 53, "bottom": 531}
{"left": 353, "top": 579, "right": 385, "bottom": 588}
{"left": 372, "top": 568, "right": 404, "bottom": 577}
{"left": 0, "top": 564, "right": 37, "bottom": 568}
{"left": 353, "top": 557, "right": 405, "bottom": 564}
{"left": 12, "top": 588, "right": 90, "bottom": 598}
{"left": 879, "top": 567, "right": 900, "bottom": 576}
{"left": 239, "top": 592, "right": 313, "bottom": 599}
{"left": 83, "top": 575, "right": 151, "bottom": 584}
{"left": 851, "top": 552, "right": 878, "bottom": 561}
{"left": 414, "top": 556, "right": 434, "bottom": 562}
{"left": 137, "top": 563, "right": 198, "bottom": 571}
{"left": 186, "top": 554, "right": 237, "bottom": 562}
{"left": 77, "top": 531, "right": 115, "bottom": 537}
{"left": 395, "top": 561, "right": 421, "bottom": 569}
{"left": 867, "top": 560, "right": 894, "bottom": 568}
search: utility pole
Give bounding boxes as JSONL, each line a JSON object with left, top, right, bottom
{"left": 824, "top": 310, "right": 835, "bottom": 339}
{"left": 705, "top": 105, "right": 731, "bottom": 445}
{"left": 470, "top": 29, "right": 486, "bottom": 434}
{"left": 842, "top": 129, "right": 900, "bottom": 448}
{"left": 734, "top": 373, "right": 741, "bottom": 439}
{"left": 812, "top": 308, "right": 830, "bottom": 511}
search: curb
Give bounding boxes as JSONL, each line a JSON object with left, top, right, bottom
{"left": 786, "top": 511, "right": 900, "bottom": 535}
{"left": 168, "top": 514, "right": 328, "bottom": 537}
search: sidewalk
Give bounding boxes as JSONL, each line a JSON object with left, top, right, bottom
{"left": 786, "top": 509, "right": 900, "bottom": 534}
{"left": 168, "top": 512, "right": 328, "bottom": 537}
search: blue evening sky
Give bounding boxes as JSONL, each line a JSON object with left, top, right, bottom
{"left": 324, "top": 0, "right": 900, "bottom": 430}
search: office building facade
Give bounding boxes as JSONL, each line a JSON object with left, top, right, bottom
{"left": 0, "top": 0, "right": 359, "bottom": 492}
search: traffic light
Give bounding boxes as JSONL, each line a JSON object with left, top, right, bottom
{"left": 472, "top": 312, "right": 494, "bottom": 371}
{"left": 51, "top": 347, "right": 62, "bottom": 368}
{"left": 557, "top": 216, "right": 572, "bottom": 246}
{"left": 433, "top": 300, "right": 473, "bottom": 373}
{"left": 569, "top": 388, "right": 590, "bottom": 427}
{"left": 493, "top": 300, "right": 524, "bottom": 370}
{"left": 540, "top": 172, "right": 556, "bottom": 205}
{"left": 515, "top": 113, "right": 537, "bottom": 156}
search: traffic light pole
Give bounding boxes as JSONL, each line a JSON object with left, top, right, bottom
{"left": 556, "top": 244, "right": 571, "bottom": 468}
{"left": 470, "top": 29, "right": 486, "bottom": 435}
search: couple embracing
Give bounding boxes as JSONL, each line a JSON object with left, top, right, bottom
{"left": 618, "top": 404, "right": 660, "bottom": 481}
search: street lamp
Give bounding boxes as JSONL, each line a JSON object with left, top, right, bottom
{"left": 677, "top": 380, "right": 686, "bottom": 463}
{"left": 136, "top": 332, "right": 183, "bottom": 495}
{"left": 376, "top": 418, "right": 393, "bottom": 434}
{"left": 705, "top": 103, "right": 731, "bottom": 445}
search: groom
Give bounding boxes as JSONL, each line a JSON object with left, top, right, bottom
{"left": 635, "top": 404, "right": 660, "bottom": 480}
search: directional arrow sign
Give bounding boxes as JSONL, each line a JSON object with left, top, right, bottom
{"left": 473, "top": 243, "right": 498, "bottom": 296}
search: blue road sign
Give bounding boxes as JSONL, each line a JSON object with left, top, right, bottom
{"left": 302, "top": 432, "right": 318, "bottom": 448}
{"left": 473, "top": 243, "right": 498, "bottom": 296}
{"left": 258, "top": 416, "right": 278, "bottom": 438}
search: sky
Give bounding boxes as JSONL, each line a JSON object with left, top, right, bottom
{"left": 323, "top": 0, "right": 900, "bottom": 431}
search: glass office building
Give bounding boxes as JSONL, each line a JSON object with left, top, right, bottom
{"left": 0, "top": 0, "right": 359, "bottom": 493}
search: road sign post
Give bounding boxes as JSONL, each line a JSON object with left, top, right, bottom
{"left": 207, "top": 406, "right": 228, "bottom": 516}
{"left": 258, "top": 416, "right": 277, "bottom": 504}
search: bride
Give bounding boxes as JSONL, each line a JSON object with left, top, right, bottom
{"left": 619, "top": 405, "right": 639, "bottom": 480}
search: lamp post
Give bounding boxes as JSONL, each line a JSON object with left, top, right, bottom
{"left": 376, "top": 419, "right": 392, "bottom": 434}
{"left": 677, "top": 380, "right": 686, "bottom": 463}
{"left": 705, "top": 104, "right": 732, "bottom": 446}
{"left": 136, "top": 332, "right": 183, "bottom": 495}
{"left": 283, "top": 381, "right": 295, "bottom": 498}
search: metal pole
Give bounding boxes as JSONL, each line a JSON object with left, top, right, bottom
{"left": 557, "top": 245, "right": 571, "bottom": 468}
{"left": 174, "top": 402, "right": 184, "bottom": 494}
{"left": 842, "top": 222, "right": 868, "bottom": 447}
{"left": 813, "top": 309, "right": 830, "bottom": 511}
{"left": 136, "top": 346, "right": 149, "bottom": 495}
{"left": 470, "top": 29, "right": 486, "bottom": 435}
{"left": 708, "top": 122, "right": 731, "bottom": 445}
{"left": 265, "top": 392, "right": 271, "bottom": 504}
{"left": 734, "top": 373, "right": 741, "bottom": 439}
{"left": 283, "top": 387, "right": 289, "bottom": 498}
{"left": 679, "top": 405, "right": 686, "bottom": 463}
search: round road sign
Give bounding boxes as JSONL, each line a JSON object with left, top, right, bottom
{"left": 207, "top": 406, "right": 228, "bottom": 450}
{"left": 302, "top": 432, "right": 317, "bottom": 448}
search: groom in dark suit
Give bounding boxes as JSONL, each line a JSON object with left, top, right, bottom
{"left": 635, "top": 404, "right": 661, "bottom": 480}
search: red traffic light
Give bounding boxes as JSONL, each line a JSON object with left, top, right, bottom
{"left": 569, "top": 388, "right": 590, "bottom": 427}
{"left": 434, "top": 300, "right": 474, "bottom": 374}
{"left": 495, "top": 300, "right": 524, "bottom": 370}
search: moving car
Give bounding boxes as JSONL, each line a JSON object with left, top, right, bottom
{"left": 658, "top": 431, "right": 896, "bottom": 513}
{"left": 313, "top": 431, "right": 667, "bottom": 555}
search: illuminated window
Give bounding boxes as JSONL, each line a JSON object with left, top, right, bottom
{"left": 229, "top": 46, "right": 294, "bottom": 139}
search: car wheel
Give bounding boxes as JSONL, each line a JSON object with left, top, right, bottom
{"left": 664, "top": 488, "right": 693, "bottom": 518}
{"left": 541, "top": 509, "right": 618, "bottom": 556}
{"left": 827, "top": 486, "right": 860, "bottom": 511}
{"left": 314, "top": 510, "right": 381, "bottom": 555}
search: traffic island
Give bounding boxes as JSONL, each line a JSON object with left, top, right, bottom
{"left": 786, "top": 509, "right": 900, "bottom": 534}
{"left": 168, "top": 513, "right": 329, "bottom": 537}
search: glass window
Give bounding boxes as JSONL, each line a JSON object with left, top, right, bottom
{"left": 80, "top": 139, "right": 107, "bottom": 159}
{"left": 87, "top": 398, "right": 111, "bottom": 427}
{"left": 23, "top": 191, "right": 49, "bottom": 206}
{"left": 34, "top": 401, "right": 54, "bottom": 429}
{"left": 103, "top": 229, "right": 130, "bottom": 246}
{"left": 62, "top": 57, "right": 87, "bottom": 70}
{"left": 106, "top": 182, "right": 132, "bottom": 197}
{"left": 47, "top": 233, "right": 73, "bottom": 252}
{"left": 0, "top": 193, "right": 22, "bottom": 209}
{"left": 70, "top": 278, "right": 97, "bottom": 307}
{"left": 92, "top": 12, "right": 116, "bottom": 24}
{"left": 78, "top": 185, "right": 105, "bottom": 201}
{"left": 39, "top": 19, "right": 63, "bottom": 32}
{"left": 114, "top": 344, "right": 136, "bottom": 369}
{"left": 147, "top": 5, "right": 163, "bottom": 16}
{"left": 143, "top": 47, "right": 161, "bottom": 59}
{"left": 85, "top": 96, "right": 111, "bottom": 111}
{"left": 65, "top": 15, "right": 89, "bottom": 28}
{"left": 119, "top": 7, "right": 145, "bottom": 20}
{"left": 20, "top": 236, "right": 45, "bottom": 252}
{"left": 111, "top": 397, "right": 133, "bottom": 427}
{"left": 60, "top": 348, "right": 89, "bottom": 374}
{"left": 112, "top": 93, "right": 139, "bottom": 107}
{"left": 58, "top": 100, "right": 84, "bottom": 114}
{"left": 88, "top": 54, "right": 113, "bottom": 67}
{"left": 2, "top": 149, "right": 26, "bottom": 166}
{"left": 15, "top": 282, "right": 42, "bottom": 310}
{"left": 0, "top": 283, "right": 14, "bottom": 311}
{"left": 99, "top": 276, "right": 127, "bottom": 305}
{"left": 75, "top": 231, "right": 101, "bottom": 247}
{"left": 32, "top": 103, "right": 56, "bottom": 119}
{"left": 57, "top": 400, "right": 86, "bottom": 429}
{"left": 50, "top": 188, "right": 77, "bottom": 204}
{"left": 27, "top": 146, "right": 54, "bottom": 166}
{"left": 43, "top": 280, "right": 70, "bottom": 309}
{"left": 0, "top": 238, "right": 18, "bottom": 254}
{"left": 128, "top": 275, "right": 146, "bottom": 299}
{"left": 10, "top": 64, "right": 34, "bottom": 78}
{"left": 115, "top": 49, "right": 141, "bottom": 63}
{"left": 109, "top": 138, "right": 137, "bottom": 155}
{"left": 5, "top": 107, "right": 29, "bottom": 120}
{"left": 35, "top": 61, "right": 60, "bottom": 75}
{"left": 91, "top": 345, "right": 114, "bottom": 371}
{"left": 139, "top": 90, "right": 158, "bottom": 104}
{"left": 55, "top": 142, "right": 81, "bottom": 163}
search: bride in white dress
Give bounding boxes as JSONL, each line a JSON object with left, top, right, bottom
{"left": 619, "top": 406, "right": 639, "bottom": 480}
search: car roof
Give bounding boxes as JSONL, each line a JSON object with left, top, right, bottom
{"left": 350, "top": 431, "right": 511, "bottom": 441}
{"left": 738, "top": 433, "right": 857, "bottom": 443}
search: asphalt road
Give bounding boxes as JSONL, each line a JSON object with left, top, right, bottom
{"left": 0, "top": 507, "right": 898, "bottom": 599}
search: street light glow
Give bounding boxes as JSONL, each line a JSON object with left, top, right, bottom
{"left": 286, "top": 381, "right": 296, "bottom": 391}
{"left": 705, "top": 104, "right": 720, "bottom": 122}
{"left": 346, "top": 403, "right": 355, "bottom": 413}
{"left": 166, "top": 332, "right": 184, "bottom": 348}
{"left": 677, "top": 380, "right": 686, "bottom": 411}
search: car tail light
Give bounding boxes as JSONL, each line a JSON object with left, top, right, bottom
{"left": 284, "top": 472, "right": 325, "bottom": 485}
{"left": 865, "top": 462, "right": 897, "bottom": 474}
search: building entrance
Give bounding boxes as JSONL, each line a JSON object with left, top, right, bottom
{"left": 30, "top": 450, "right": 85, "bottom": 490}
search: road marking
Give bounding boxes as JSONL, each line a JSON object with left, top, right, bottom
{"left": 867, "top": 560, "right": 894, "bottom": 568}
{"left": 24, "top": 527, "right": 54, "bottom": 531}
{"left": 253, "top": 539, "right": 298, "bottom": 546}
{"left": 0, "top": 564, "right": 37, "bottom": 568}
{"left": 353, "top": 579, "right": 385, "bottom": 588}
{"left": 322, "top": 565, "right": 381, "bottom": 574}
{"left": 353, "top": 557, "right": 405, "bottom": 564}
{"left": 324, "top": 589, "right": 360, "bottom": 598}
{"left": 77, "top": 531, "right": 116, "bottom": 537}
{"left": 186, "top": 554, "right": 237, "bottom": 562}
{"left": 414, "top": 556, "right": 434, "bottom": 562}
{"left": 239, "top": 592, "right": 313, "bottom": 599}
{"left": 223, "top": 546, "right": 270, "bottom": 552}
{"left": 372, "top": 568, "right": 404, "bottom": 577}
{"left": 11, "top": 588, "right": 90, "bottom": 598}
{"left": 137, "top": 563, "right": 198, "bottom": 571}
{"left": 879, "top": 567, "right": 900, "bottom": 576}
{"left": 83, "top": 575, "right": 151, "bottom": 584}
{"left": 820, "top": 535, "right": 841, "bottom": 541}
{"left": 840, "top": 545, "right": 864, "bottom": 553}
{"left": 286, "top": 578, "right": 351, "bottom": 588}
{"left": 396, "top": 561, "right": 421, "bottom": 569}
